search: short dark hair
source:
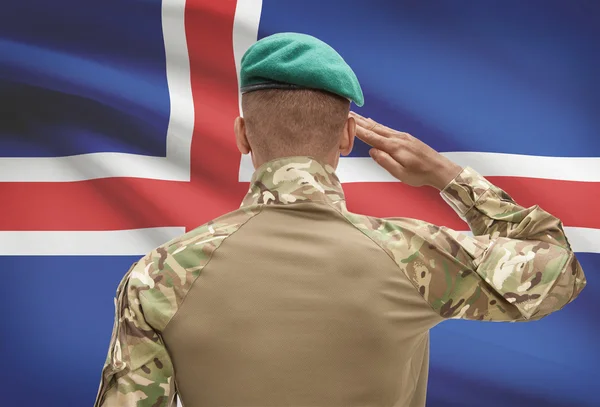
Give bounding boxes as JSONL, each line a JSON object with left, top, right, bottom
{"left": 241, "top": 89, "right": 350, "bottom": 160}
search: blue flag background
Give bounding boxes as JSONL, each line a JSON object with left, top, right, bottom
{"left": 1, "top": 1, "right": 598, "bottom": 406}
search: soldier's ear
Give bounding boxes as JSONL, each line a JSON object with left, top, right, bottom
{"left": 234, "top": 117, "right": 251, "bottom": 155}
{"left": 340, "top": 115, "right": 356, "bottom": 156}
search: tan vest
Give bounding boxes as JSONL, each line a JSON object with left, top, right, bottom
{"left": 164, "top": 200, "right": 439, "bottom": 406}
{"left": 95, "top": 156, "right": 586, "bottom": 407}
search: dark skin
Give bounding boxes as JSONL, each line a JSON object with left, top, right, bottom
{"left": 350, "top": 112, "right": 463, "bottom": 191}
{"left": 234, "top": 110, "right": 462, "bottom": 191}
{"left": 234, "top": 115, "right": 356, "bottom": 170}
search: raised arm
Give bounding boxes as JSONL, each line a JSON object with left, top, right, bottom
{"left": 350, "top": 112, "right": 586, "bottom": 321}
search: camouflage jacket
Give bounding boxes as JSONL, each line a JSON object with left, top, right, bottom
{"left": 94, "top": 156, "right": 586, "bottom": 407}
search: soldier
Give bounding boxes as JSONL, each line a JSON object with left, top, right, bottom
{"left": 95, "top": 33, "right": 586, "bottom": 407}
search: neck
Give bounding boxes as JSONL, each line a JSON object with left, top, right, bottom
{"left": 241, "top": 155, "right": 346, "bottom": 209}
{"left": 252, "top": 151, "right": 339, "bottom": 170}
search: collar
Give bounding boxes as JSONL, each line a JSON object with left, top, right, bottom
{"left": 240, "top": 156, "right": 346, "bottom": 208}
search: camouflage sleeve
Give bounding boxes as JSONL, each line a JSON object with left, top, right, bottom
{"left": 373, "top": 167, "right": 586, "bottom": 322}
{"left": 94, "top": 262, "right": 176, "bottom": 407}
{"left": 441, "top": 166, "right": 573, "bottom": 247}
{"left": 431, "top": 166, "right": 586, "bottom": 320}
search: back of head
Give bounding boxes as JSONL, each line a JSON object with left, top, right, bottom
{"left": 238, "top": 32, "right": 363, "bottom": 165}
{"left": 242, "top": 88, "right": 350, "bottom": 162}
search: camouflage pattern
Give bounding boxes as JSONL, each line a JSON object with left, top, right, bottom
{"left": 241, "top": 156, "right": 345, "bottom": 208}
{"left": 96, "top": 156, "right": 586, "bottom": 405}
{"left": 441, "top": 167, "right": 573, "bottom": 248}
{"left": 241, "top": 157, "right": 585, "bottom": 321}
{"left": 94, "top": 207, "right": 261, "bottom": 407}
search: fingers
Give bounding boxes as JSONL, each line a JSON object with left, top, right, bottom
{"left": 355, "top": 124, "right": 396, "bottom": 151}
{"left": 350, "top": 112, "right": 388, "bottom": 136}
{"left": 350, "top": 112, "right": 401, "bottom": 138}
{"left": 369, "top": 148, "right": 406, "bottom": 180}
{"left": 350, "top": 112, "right": 399, "bottom": 150}
{"left": 350, "top": 111, "right": 413, "bottom": 143}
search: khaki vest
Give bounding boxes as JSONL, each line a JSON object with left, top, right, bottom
{"left": 95, "top": 156, "right": 586, "bottom": 407}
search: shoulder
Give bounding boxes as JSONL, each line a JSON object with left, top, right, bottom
{"left": 341, "top": 209, "right": 425, "bottom": 250}
{"left": 340, "top": 208, "right": 482, "bottom": 263}
{"left": 122, "top": 205, "right": 263, "bottom": 330}
{"left": 338, "top": 209, "right": 417, "bottom": 261}
{"left": 338, "top": 208, "right": 479, "bottom": 288}
{"left": 161, "top": 205, "right": 263, "bottom": 263}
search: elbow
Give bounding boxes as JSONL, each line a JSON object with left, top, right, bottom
{"left": 563, "top": 253, "right": 587, "bottom": 304}
{"left": 526, "top": 252, "right": 587, "bottom": 320}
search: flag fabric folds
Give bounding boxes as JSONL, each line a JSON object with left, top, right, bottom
{"left": 0, "top": 0, "right": 597, "bottom": 406}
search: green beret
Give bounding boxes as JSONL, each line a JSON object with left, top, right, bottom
{"left": 240, "top": 32, "right": 364, "bottom": 107}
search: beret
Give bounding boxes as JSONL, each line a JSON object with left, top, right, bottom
{"left": 240, "top": 32, "right": 364, "bottom": 107}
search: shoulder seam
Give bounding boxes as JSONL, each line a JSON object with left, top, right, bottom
{"left": 326, "top": 203, "right": 444, "bottom": 319}
{"left": 326, "top": 203, "right": 407, "bottom": 271}
{"left": 142, "top": 205, "right": 266, "bottom": 332}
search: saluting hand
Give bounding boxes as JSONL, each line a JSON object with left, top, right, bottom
{"left": 350, "top": 112, "right": 463, "bottom": 190}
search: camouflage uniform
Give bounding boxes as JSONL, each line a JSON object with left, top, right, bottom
{"left": 95, "top": 156, "right": 586, "bottom": 407}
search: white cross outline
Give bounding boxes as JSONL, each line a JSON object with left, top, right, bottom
{"left": 230, "top": 5, "right": 600, "bottom": 184}
{"left": 0, "top": 0, "right": 194, "bottom": 182}
{"left": 1, "top": 0, "right": 598, "bottom": 183}
{"left": 1, "top": 0, "right": 599, "bottom": 257}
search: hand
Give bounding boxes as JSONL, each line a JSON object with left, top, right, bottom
{"left": 350, "top": 112, "right": 462, "bottom": 190}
